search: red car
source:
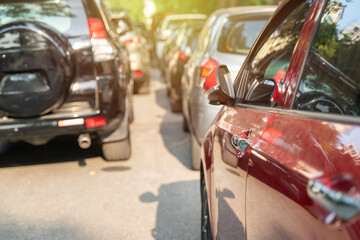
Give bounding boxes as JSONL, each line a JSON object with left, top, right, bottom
{"left": 201, "top": 0, "right": 360, "bottom": 239}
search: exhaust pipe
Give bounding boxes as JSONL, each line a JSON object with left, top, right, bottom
{"left": 78, "top": 133, "right": 91, "bottom": 149}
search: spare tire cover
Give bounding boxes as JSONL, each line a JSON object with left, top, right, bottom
{"left": 0, "top": 21, "right": 75, "bottom": 117}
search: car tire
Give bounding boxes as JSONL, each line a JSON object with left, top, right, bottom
{"left": 129, "top": 97, "right": 134, "bottom": 123}
{"left": 182, "top": 115, "right": 189, "bottom": 132}
{"left": 0, "top": 21, "right": 75, "bottom": 117}
{"left": 191, "top": 133, "right": 201, "bottom": 170}
{"left": 135, "top": 80, "right": 150, "bottom": 94}
{"left": 170, "top": 93, "right": 182, "bottom": 113}
{"left": 102, "top": 130, "right": 131, "bottom": 161}
{"left": 201, "top": 169, "right": 213, "bottom": 240}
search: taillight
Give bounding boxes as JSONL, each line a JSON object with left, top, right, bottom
{"left": 85, "top": 116, "right": 106, "bottom": 128}
{"left": 134, "top": 70, "right": 143, "bottom": 78}
{"left": 178, "top": 51, "right": 186, "bottom": 62}
{"left": 88, "top": 18, "right": 107, "bottom": 39}
{"left": 200, "top": 58, "right": 219, "bottom": 79}
{"left": 123, "top": 37, "right": 141, "bottom": 45}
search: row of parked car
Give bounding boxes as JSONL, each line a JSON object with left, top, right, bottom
{"left": 0, "top": 0, "right": 152, "bottom": 161}
{"left": 156, "top": 0, "right": 360, "bottom": 239}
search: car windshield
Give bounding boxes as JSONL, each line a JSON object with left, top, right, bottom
{"left": 0, "top": 0, "right": 89, "bottom": 37}
{"left": 218, "top": 18, "right": 268, "bottom": 55}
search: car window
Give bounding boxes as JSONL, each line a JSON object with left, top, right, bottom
{"left": 194, "top": 14, "right": 217, "bottom": 55}
{"left": 0, "top": 0, "right": 89, "bottom": 37}
{"left": 238, "top": 1, "right": 313, "bottom": 104}
{"left": 293, "top": 0, "right": 360, "bottom": 116}
{"left": 217, "top": 17, "right": 269, "bottom": 55}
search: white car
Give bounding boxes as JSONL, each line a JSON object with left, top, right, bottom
{"left": 182, "top": 6, "right": 276, "bottom": 170}
{"left": 156, "top": 14, "right": 207, "bottom": 67}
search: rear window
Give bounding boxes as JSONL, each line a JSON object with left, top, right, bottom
{"left": 163, "top": 19, "right": 205, "bottom": 31}
{"left": 217, "top": 18, "right": 268, "bottom": 55}
{"left": 0, "top": 0, "right": 89, "bottom": 37}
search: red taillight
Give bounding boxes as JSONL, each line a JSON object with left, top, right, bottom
{"left": 88, "top": 18, "right": 107, "bottom": 39}
{"left": 134, "top": 70, "right": 143, "bottom": 78}
{"left": 200, "top": 58, "right": 219, "bottom": 79}
{"left": 85, "top": 117, "right": 106, "bottom": 128}
{"left": 203, "top": 68, "right": 217, "bottom": 92}
{"left": 178, "top": 51, "right": 186, "bottom": 62}
{"left": 123, "top": 37, "right": 141, "bottom": 45}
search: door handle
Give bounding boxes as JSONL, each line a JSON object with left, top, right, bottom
{"left": 232, "top": 135, "right": 250, "bottom": 158}
{"left": 307, "top": 179, "right": 360, "bottom": 224}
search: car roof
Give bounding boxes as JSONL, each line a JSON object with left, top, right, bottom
{"left": 212, "top": 5, "right": 277, "bottom": 19}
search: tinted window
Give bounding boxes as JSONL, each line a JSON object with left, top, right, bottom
{"left": 164, "top": 19, "right": 205, "bottom": 31}
{"left": 217, "top": 18, "right": 268, "bottom": 55}
{"left": 294, "top": 0, "right": 360, "bottom": 116}
{"left": 239, "top": 1, "right": 313, "bottom": 104}
{"left": 0, "top": 0, "right": 89, "bottom": 37}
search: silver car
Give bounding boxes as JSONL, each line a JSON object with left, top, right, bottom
{"left": 112, "top": 12, "right": 151, "bottom": 94}
{"left": 182, "top": 6, "right": 276, "bottom": 170}
{"left": 156, "top": 14, "right": 207, "bottom": 66}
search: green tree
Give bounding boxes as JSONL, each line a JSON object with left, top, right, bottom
{"left": 105, "top": 0, "right": 145, "bottom": 20}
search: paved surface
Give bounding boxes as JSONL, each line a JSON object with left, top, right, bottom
{"left": 0, "top": 69, "right": 200, "bottom": 240}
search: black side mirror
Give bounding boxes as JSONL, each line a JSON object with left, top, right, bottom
{"left": 245, "top": 79, "right": 278, "bottom": 106}
{"left": 203, "top": 65, "right": 235, "bottom": 105}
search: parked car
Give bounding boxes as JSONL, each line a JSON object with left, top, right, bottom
{"left": 166, "top": 25, "right": 203, "bottom": 112}
{"left": 0, "top": 0, "right": 132, "bottom": 160}
{"left": 156, "top": 14, "right": 207, "bottom": 67}
{"left": 111, "top": 12, "right": 151, "bottom": 94}
{"left": 134, "top": 21, "right": 151, "bottom": 42}
{"left": 201, "top": 0, "right": 360, "bottom": 239}
{"left": 182, "top": 6, "right": 275, "bottom": 170}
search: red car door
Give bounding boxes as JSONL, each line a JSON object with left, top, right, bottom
{"left": 203, "top": 1, "right": 316, "bottom": 239}
{"left": 244, "top": 0, "right": 360, "bottom": 239}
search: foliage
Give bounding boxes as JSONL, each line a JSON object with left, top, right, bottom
{"left": 105, "top": 0, "right": 279, "bottom": 20}
{"left": 105, "top": 0, "right": 145, "bottom": 20}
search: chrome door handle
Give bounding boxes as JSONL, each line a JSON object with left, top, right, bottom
{"left": 307, "top": 179, "right": 360, "bottom": 223}
{"left": 232, "top": 135, "right": 250, "bottom": 158}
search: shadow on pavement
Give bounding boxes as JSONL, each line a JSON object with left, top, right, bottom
{"left": 159, "top": 113, "right": 192, "bottom": 169}
{"left": 155, "top": 88, "right": 170, "bottom": 110}
{"left": 0, "top": 214, "right": 89, "bottom": 240}
{"left": 152, "top": 68, "right": 193, "bottom": 170}
{"left": 140, "top": 180, "right": 200, "bottom": 240}
{"left": 0, "top": 136, "right": 102, "bottom": 168}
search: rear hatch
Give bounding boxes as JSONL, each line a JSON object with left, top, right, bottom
{"left": 0, "top": 0, "right": 97, "bottom": 117}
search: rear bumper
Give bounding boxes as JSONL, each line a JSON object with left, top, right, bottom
{"left": 0, "top": 109, "right": 125, "bottom": 145}
{"left": 132, "top": 72, "right": 148, "bottom": 84}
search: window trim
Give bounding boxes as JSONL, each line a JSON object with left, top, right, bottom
{"left": 290, "top": 0, "right": 329, "bottom": 110}
{"left": 233, "top": 102, "right": 360, "bottom": 125}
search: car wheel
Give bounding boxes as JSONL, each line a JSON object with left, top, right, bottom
{"left": 134, "top": 80, "right": 150, "bottom": 94}
{"left": 170, "top": 92, "right": 182, "bottom": 113}
{"left": 182, "top": 115, "right": 189, "bottom": 132}
{"left": 0, "top": 21, "right": 75, "bottom": 117}
{"left": 102, "top": 130, "right": 131, "bottom": 161}
{"left": 201, "top": 169, "right": 213, "bottom": 240}
{"left": 129, "top": 98, "right": 134, "bottom": 123}
{"left": 191, "top": 133, "right": 200, "bottom": 170}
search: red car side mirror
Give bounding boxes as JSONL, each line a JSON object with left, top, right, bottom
{"left": 203, "top": 65, "right": 235, "bottom": 105}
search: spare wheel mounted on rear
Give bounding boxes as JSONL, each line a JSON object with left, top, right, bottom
{"left": 0, "top": 21, "right": 76, "bottom": 117}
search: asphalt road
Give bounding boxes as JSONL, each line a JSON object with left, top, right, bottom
{"left": 0, "top": 69, "right": 200, "bottom": 240}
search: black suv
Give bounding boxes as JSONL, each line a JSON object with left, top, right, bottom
{"left": 0, "top": 0, "right": 133, "bottom": 160}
